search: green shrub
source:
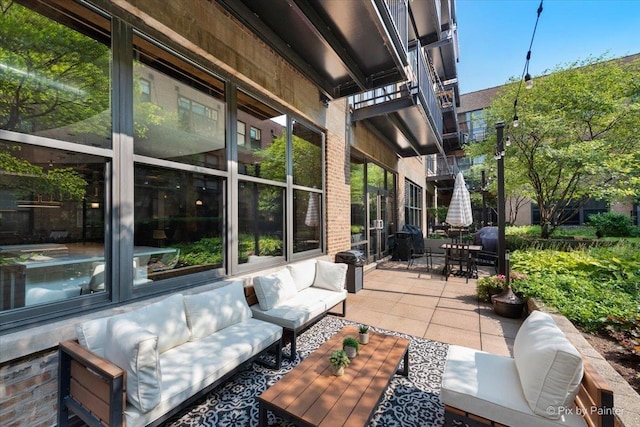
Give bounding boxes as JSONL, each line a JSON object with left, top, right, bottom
{"left": 587, "top": 212, "right": 634, "bottom": 237}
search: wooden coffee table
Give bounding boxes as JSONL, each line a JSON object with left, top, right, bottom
{"left": 258, "top": 325, "right": 409, "bottom": 426}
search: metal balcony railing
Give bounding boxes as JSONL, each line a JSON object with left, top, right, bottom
{"left": 426, "top": 154, "right": 458, "bottom": 178}
{"left": 383, "top": 0, "right": 408, "bottom": 55}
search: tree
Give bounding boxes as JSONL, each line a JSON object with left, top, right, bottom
{"left": 0, "top": 1, "right": 110, "bottom": 135}
{"left": 467, "top": 55, "right": 640, "bottom": 238}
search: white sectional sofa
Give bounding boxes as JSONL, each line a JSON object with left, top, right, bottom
{"left": 247, "top": 259, "right": 348, "bottom": 359}
{"left": 58, "top": 281, "right": 283, "bottom": 427}
{"left": 441, "top": 310, "right": 614, "bottom": 427}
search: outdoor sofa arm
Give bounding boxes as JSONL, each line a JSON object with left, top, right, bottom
{"left": 58, "top": 340, "right": 126, "bottom": 427}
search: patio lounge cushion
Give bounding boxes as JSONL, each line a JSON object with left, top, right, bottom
{"left": 514, "top": 311, "right": 583, "bottom": 418}
{"left": 104, "top": 317, "right": 161, "bottom": 413}
{"left": 77, "top": 294, "right": 191, "bottom": 356}
{"left": 442, "top": 345, "right": 586, "bottom": 427}
{"left": 183, "top": 281, "right": 252, "bottom": 340}
{"left": 312, "top": 260, "right": 347, "bottom": 292}
{"left": 253, "top": 268, "right": 298, "bottom": 310}
{"left": 287, "top": 260, "right": 317, "bottom": 291}
{"left": 250, "top": 291, "right": 328, "bottom": 330}
{"left": 123, "top": 318, "right": 282, "bottom": 427}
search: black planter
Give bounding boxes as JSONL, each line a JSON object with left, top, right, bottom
{"left": 491, "top": 287, "right": 524, "bottom": 318}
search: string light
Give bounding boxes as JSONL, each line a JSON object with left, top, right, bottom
{"left": 512, "top": 0, "right": 544, "bottom": 127}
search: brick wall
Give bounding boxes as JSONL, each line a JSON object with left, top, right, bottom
{"left": 0, "top": 350, "right": 58, "bottom": 427}
{"left": 325, "top": 128, "right": 351, "bottom": 256}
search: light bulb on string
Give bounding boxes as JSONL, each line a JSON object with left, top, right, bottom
{"left": 525, "top": 73, "right": 533, "bottom": 89}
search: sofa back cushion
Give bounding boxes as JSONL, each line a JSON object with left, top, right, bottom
{"left": 513, "top": 310, "right": 583, "bottom": 419}
{"left": 104, "top": 317, "right": 162, "bottom": 413}
{"left": 77, "top": 294, "right": 190, "bottom": 356}
{"left": 312, "top": 260, "right": 347, "bottom": 292}
{"left": 253, "top": 268, "right": 297, "bottom": 311}
{"left": 287, "top": 260, "right": 317, "bottom": 291}
{"left": 183, "top": 281, "right": 252, "bottom": 340}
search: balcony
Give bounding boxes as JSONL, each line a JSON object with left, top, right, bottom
{"left": 349, "top": 45, "right": 444, "bottom": 157}
{"left": 215, "top": 0, "right": 410, "bottom": 99}
{"left": 426, "top": 153, "right": 458, "bottom": 181}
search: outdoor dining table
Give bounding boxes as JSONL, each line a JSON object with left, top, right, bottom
{"left": 440, "top": 243, "right": 482, "bottom": 277}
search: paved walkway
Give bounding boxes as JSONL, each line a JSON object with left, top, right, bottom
{"left": 344, "top": 259, "right": 520, "bottom": 357}
{"left": 344, "top": 258, "right": 640, "bottom": 427}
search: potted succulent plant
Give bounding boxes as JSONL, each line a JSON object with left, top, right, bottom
{"left": 358, "top": 324, "right": 369, "bottom": 345}
{"left": 343, "top": 337, "right": 359, "bottom": 358}
{"left": 329, "top": 349, "right": 350, "bottom": 376}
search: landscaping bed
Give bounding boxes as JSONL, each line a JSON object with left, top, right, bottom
{"left": 584, "top": 331, "right": 640, "bottom": 394}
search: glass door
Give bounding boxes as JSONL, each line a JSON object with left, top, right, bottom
{"left": 368, "top": 188, "right": 392, "bottom": 261}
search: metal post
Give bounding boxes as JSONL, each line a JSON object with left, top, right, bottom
{"left": 495, "top": 122, "right": 506, "bottom": 276}
{"left": 481, "top": 170, "right": 487, "bottom": 226}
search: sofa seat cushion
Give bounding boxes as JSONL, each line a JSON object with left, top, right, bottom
{"left": 442, "top": 345, "right": 586, "bottom": 427}
{"left": 77, "top": 294, "right": 190, "bottom": 357}
{"left": 514, "top": 311, "right": 583, "bottom": 418}
{"left": 123, "top": 318, "right": 282, "bottom": 427}
{"left": 250, "top": 292, "right": 327, "bottom": 330}
{"left": 183, "top": 281, "right": 252, "bottom": 340}
{"left": 104, "top": 317, "right": 162, "bottom": 413}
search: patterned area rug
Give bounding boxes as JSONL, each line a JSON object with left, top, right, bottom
{"left": 164, "top": 316, "right": 449, "bottom": 427}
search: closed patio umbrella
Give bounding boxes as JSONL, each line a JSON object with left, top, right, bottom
{"left": 446, "top": 172, "right": 473, "bottom": 240}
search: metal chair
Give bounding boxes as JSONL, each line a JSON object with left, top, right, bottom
{"left": 445, "top": 244, "right": 476, "bottom": 283}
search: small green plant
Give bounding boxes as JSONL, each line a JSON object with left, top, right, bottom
{"left": 343, "top": 337, "right": 360, "bottom": 354}
{"left": 587, "top": 212, "right": 634, "bottom": 237}
{"left": 358, "top": 324, "right": 369, "bottom": 334}
{"left": 329, "top": 349, "right": 350, "bottom": 369}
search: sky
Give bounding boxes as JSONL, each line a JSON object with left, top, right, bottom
{"left": 455, "top": 0, "right": 640, "bottom": 94}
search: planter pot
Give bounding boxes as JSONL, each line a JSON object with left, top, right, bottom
{"left": 330, "top": 365, "right": 345, "bottom": 376}
{"left": 344, "top": 346, "right": 357, "bottom": 358}
{"left": 359, "top": 332, "right": 369, "bottom": 345}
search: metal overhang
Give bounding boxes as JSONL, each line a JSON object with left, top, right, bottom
{"left": 214, "top": 0, "right": 409, "bottom": 99}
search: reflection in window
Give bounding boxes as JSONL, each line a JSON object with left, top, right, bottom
{"left": 405, "top": 180, "right": 423, "bottom": 229}
{"left": 293, "top": 190, "right": 321, "bottom": 253}
{"left": 238, "top": 181, "right": 284, "bottom": 265}
{"left": 237, "top": 91, "right": 286, "bottom": 181}
{"left": 237, "top": 121, "right": 246, "bottom": 146}
{"left": 292, "top": 122, "right": 322, "bottom": 189}
{"left": 133, "top": 38, "right": 225, "bottom": 170}
{"left": 0, "top": 1, "right": 111, "bottom": 148}
{"left": 350, "top": 159, "right": 366, "bottom": 246}
{"left": 134, "top": 165, "right": 224, "bottom": 283}
{"left": 0, "top": 142, "right": 106, "bottom": 310}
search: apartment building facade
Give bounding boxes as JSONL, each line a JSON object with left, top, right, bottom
{"left": 0, "top": 1, "right": 460, "bottom": 424}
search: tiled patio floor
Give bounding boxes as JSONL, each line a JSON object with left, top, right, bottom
{"left": 344, "top": 259, "right": 522, "bottom": 357}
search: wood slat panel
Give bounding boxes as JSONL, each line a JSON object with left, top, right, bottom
{"left": 70, "top": 378, "right": 110, "bottom": 425}
{"left": 70, "top": 360, "right": 111, "bottom": 403}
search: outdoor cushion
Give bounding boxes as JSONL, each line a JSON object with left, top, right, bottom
{"left": 183, "top": 281, "right": 252, "bottom": 340}
{"left": 253, "top": 268, "right": 297, "bottom": 310}
{"left": 123, "top": 318, "right": 282, "bottom": 427}
{"left": 287, "top": 260, "right": 317, "bottom": 291}
{"left": 251, "top": 293, "right": 327, "bottom": 329}
{"left": 77, "top": 294, "right": 191, "bottom": 356}
{"left": 514, "top": 311, "right": 583, "bottom": 419}
{"left": 104, "top": 317, "right": 161, "bottom": 413}
{"left": 442, "top": 345, "right": 586, "bottom": 427}
{"left": 312, "top": 260, "right": 347, "bottom": 292}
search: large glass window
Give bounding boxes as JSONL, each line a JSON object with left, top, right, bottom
{"left": 405, "top": 179, "right": 423, "bottom": 229}
{"left": 0, "top": 142, "right": 107, "bottom": 310}
{"left": 0, "top": 1, "right": 111, "bottom": 147}
{"left": 133, "top": 37, "right": 226, "bottom": 170}
{"left": 350, "top": 158, "right": 366, "bottom": 248}
{"left": 238, "top": 181, "right": 284, "bottom": 266}
{"left": 237, "top": 91, "right": 286, "bottom": 181}
{"left": 133, "top": 165, "right": 224, "bottom": 282}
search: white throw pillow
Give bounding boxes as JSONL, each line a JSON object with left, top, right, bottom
{"left": 312, "top": 260, "right": 347, "bottom": 292}
{"left": 513, "top": 311, "right": 583, "bottom": 419}
{"left": 287, "top": 260, "right": 317, "bottom": 291}
{"left": 183, "top": 281, "right": 253, "bottom": 340}
{"left": 104, "top": 317, "right": 161, "bottom": 413}
{"left": 253, "top": 268, "right": 297, "bottom": 311}
{"left": 118, "top": 294, "right": 191, "bottom": 353}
